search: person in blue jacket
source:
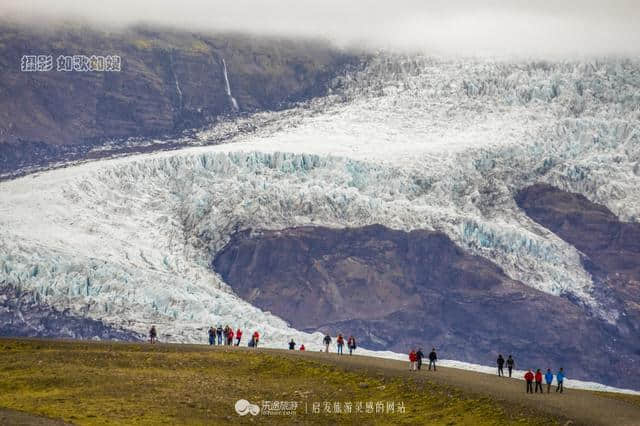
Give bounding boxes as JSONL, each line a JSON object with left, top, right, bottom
{"left": 556, "top": 368, "right": 565, "bottom": 393}
{"left": 545, "top": 368, "right": 554, "bottom": 393}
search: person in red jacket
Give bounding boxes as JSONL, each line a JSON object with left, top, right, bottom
{"left": 409, "top": 350, "right": 417, "bottom": 371}
{"left": 252, "top": 331, "right": 260, "bottom": 347}
{"left": 534, "top": 369, "right": 544, "bottom": 393}
{"left": 336, "top": 334, "right": 345, "bottom": 355}
{"left": 235, "top": 328, "right": 242, "bottom": 346}
{"left": 226, "top": 327, "right": 234, "bottom": 345}
{"left": 300, "top": 344, "right": 305, "bottom": 351}
{"left": 524, "top": 369, "right": 534, "bottom": 393}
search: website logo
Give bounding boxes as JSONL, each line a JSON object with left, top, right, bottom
{"left": 235, "top": 399, "right": 260, "bottom": 416}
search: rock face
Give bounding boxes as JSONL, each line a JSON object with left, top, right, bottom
{"left": 213, "top": 224, "right": 640, "bottom": 389}
{"left": 0, "top": 24, "right": 360, "bottom": 176}
{"left": 516, "top": 183, "right": 640, "bottom": 351}
{"left": 0, "top": 284, "right": 142, "bottom": 341}
{"left": 516, "top": 183, "right": 640, "bottom": 282}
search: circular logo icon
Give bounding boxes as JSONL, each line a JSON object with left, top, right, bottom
{"left": 235, "top": 399, "right": 260, "bottom": 416}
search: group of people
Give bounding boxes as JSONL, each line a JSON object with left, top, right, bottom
{"left": 323, "top": 333, "right": 357, "bottom": 355}
{"left": 408, "top": 348, "right": 437, "bottom": 371}
{"left": 194, "top": 327, "right": 360, "bottom": 354}
{"left": 206, "top": 325, "right": 261, "bottom": 348}
{"left": 496, "top": 354, "right": 516, "bottom": 377}
{"left": 496, "top": 354, "right": 566, "bottom": 393}
{"left": 207, "top": 325, "right": 241, "bottom": 346}
{"left": 288, "top": 339, "right": 305, "bottom": 351}
{"left": 524, "top": 368, "right": 566, "bottom": 393}
{"left": 151, "top": 325, "right": 569, "bottom": 395}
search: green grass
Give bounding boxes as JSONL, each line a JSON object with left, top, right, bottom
{"left": 0, "top": 339, "right": 558, "bottom": 425}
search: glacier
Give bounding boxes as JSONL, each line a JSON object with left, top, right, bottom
{"left": 1, "top": 54, "right": 639, "bottom": 389}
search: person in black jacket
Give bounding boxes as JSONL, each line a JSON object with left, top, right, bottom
{"left": 428, "top": 348, "right": 437, "bottom": 371}
{"left": 323, "top": 334, "right": 332, "bottom": 353}
{"left": 208, "top": 327, "right": 215, "bottom": 345}
{"left": 347, "top": 336, "right": 357, "bottom": 355}
{"left": 416, "top": 348, "right": 424, "bottom": 370}
{"left": 288, "top": 339, "right": 296, "bottom": 350}
{"left": 216, "top": 325, "right": 223, "bottom": 345}
{"left": 506, "top": 355, "right": 515, "bottom": 377}
{"left": 497, "top": 354, "right": 505, "bottom": 376}
{"left": 149, "top": 326, "right": 157, "bottom": 344}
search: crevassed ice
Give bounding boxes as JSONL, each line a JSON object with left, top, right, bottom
{"left": 1, "top": 55, "right": 639, "bottom": 342}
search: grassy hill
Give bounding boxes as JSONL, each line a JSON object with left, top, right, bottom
{"left": 0, "top": 338, "right": 560, "bottom": 425}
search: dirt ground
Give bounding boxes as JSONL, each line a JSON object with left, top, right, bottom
{"left": 266, "top": 348, "right": 640, "bottom": 426}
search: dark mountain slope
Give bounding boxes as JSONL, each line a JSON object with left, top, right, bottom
{"left": 0, "top": 24, "right": 361, "bottom": 176}
{"left": 516, "top": 183, "right": 640, "bottom": 352}
{"left": 213, "top": 224, "right": 640, "bottom": 389}
{"left": 0, "top": 283, "right": 142, "bottom": 341}
{"left": 516, "top": 183, "right": 640, "bottom": 281}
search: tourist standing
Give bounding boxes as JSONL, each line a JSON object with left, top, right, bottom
{"left": 534, "top": 369, "right": 543, "bottom": 393}
{"left": 149, "top": 326, "right": 157, "bottom": 344}
{"left": 524, "top": 370, "right": 534, "bottom": 393}
{"left": 545, "top": 368, "right": 554, "bottom": 393}
{"left": 216, "top": 325, "right": 223, "bottom": 345}
{"left": 497, "top": 354, "right": 505, "bottom": 377}
{"left": 428, "top": 348, "right": 437, "bottom": 371}
{"left": 409, "top": 349, "right": 417, "bottom": 371}
{"left": 323, "top": 334, "right": 332, "bottom": 353}
{"left": 347, "top": 336, "right": 357, "bottom": 355}
{"left": 506, "top": 355, "right": 515, "bottom": 377}
{"left": 556, "top": 368, "right": 565, "bottom": 393}
{"left": 416, "top": 348, "right": 424, "bottom": 371}
{"left": 336, "top": 334, "right": 345, "bottom": 355}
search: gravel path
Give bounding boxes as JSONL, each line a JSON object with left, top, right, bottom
{"left": 0, "top": 408, "right": 70, "bottom": 425}
{"left": 262, "top": 348, "right": 640, "bottom": 426}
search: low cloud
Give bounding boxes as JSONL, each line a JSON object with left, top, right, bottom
{"left": 3, "top": 0, "right": 639, "bottom": 57}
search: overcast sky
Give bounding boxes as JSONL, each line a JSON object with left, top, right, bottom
{"left": 3, "top": 0, "right": 639, "bottom": 57}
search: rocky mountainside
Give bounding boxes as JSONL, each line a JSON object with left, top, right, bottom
{"left": 213, "top": 224, "right": 640, "bottom": 389}
{"left": 516, "top": 183, "right": 640, "bottom": 344}
{"left": 0, "top": 24, "right": 360, "bottom": 176}
{"left": 516, "top": 184, "right": 640, "bottom": 282}
{"left": 0, "top": 283, "right": 141, "bottom": 340}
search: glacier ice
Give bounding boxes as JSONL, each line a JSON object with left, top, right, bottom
{"left": 1, "top": 54, "right": 639, "bottom": 346}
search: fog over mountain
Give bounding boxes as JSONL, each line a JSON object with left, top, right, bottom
{"left": 3, "top": 0, "right": 640, "bottom": 57}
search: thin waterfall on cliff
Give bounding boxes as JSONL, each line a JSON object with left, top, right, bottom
{"left": 222, "top": 58, "right": 239, "bottom": 111}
